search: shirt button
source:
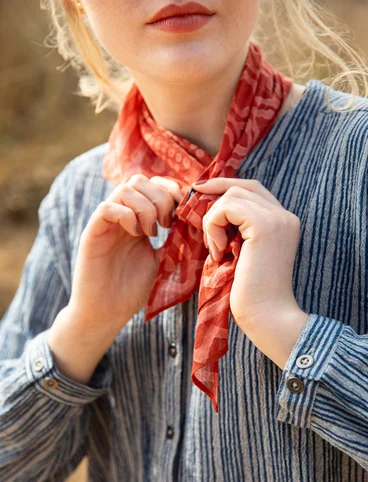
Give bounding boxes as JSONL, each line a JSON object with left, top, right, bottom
{"left": 168, "top": 342, "right": 177, "bottom": 358}
{"left": 43, "top": 378, "right": 59, "bottom": 390}
{"left": 166, "top": 426, "right": 174, "bottom": 439}
{"left": 296, "top": 354, "right": 314, "bottom": 369}
{"left": 286, "top": 376, "right": 304, "bottom": 394}
{"left": 33, "top": 356, "right": 45, "bottom": 372}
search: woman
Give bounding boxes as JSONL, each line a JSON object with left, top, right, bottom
{"left": 0, "top": 0, "right": 368, "bottom": 480}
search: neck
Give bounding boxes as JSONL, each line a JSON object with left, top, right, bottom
{"left": 127, "top": 42, "right": 303, "bottom": 158}
{"left": 127, "top": 42, "right": 250, "bottom": 157}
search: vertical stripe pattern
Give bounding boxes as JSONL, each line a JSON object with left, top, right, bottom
{"left": 0, "top": 79, "right": 368, "bottom": 481}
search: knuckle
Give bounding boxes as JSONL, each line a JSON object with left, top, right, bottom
{"left": 151, "top": 177, "right": 181, "bottom": 198}
{"left": 288, "top": 212, "right": 301, "bottom": 227}
{"left": 154, "top": 186, "right": 172, "bottom": 203}
{"left": 288, "top": 213, "right": 301, "bottom": 235}
{"left": 127, "top": 174, "right": 147, "bottom": 187}
{"left": 110, "top": 183, "right": 128, "bottom": 200}
{"left": 97, "top": 200, "right": 110, "bottom": 212}
{"left": 227, "top": 186, "right": 243, "bottom": 197}
{"left": 150, "top": 176, "right": 164, "bottom": 183}
{"left": 120, "top": 184, "right": 134, "bottom": 195}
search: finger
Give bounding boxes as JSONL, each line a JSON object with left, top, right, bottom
{"left": 223, "top": 186, "right": 276, "bottom": 208}
{"left": 149, "top": 176, "right": 185, "bottom": 204}
{"left": 85, "top": 201, "right": 144, "bottom": 238}
{"left": 192, "top": 178, "right": 282, "bottom": 206}
{"left": 203, "top": 231, "right": 209, "bottom": 249}
{"left": 203, "top": 198, "right": 261, "bottom": 250}
{"left": 205, "top": 198, "right": 257, "bottom": 228}
{"left": 127, "top": 175, "right": 177, "bottom": 228}
{"left": 105, "top": 181, "right": 158, "bottom": 237}
{"left": 118, "top": 185, "right": 159, "bottom": 237}
{"left": 207, "top": 235, "right": 223, "bottom": 263}
{"left": 106, "top": 175, "right": 172, "bottom": 231}
{"left": 105, "top": 175, "right": 150, "bottom": 204}
{"left": 206, "top": 223, "right": 228, "bottom": 251}
{"left": 202, "top": 202, "right": 230, "bottom": 258}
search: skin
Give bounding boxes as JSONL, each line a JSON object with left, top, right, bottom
{"left": 47, "top": 1, "right": 309, "bottom": 385}
{"left": 82, "top": 0, "right": 305, "bottom": 155}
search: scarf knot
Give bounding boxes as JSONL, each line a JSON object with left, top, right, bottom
{"left": 102, "top": 42, "right": 293, "bottom": 412}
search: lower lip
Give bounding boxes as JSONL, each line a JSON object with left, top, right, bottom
{"left": 148, "top": 14, "right": 214, "bottom": 33}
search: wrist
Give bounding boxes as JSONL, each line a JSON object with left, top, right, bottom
{"left": 56, "top": 305, "right": 125, "bottom": 345}
{"left": 237, "top": 302, "right": 309, "bottom": 371}
{"left": 47, "top": 306, "right": 118, "bottom": 384}
{"left": 275, "top": 308, "right": 310, "bottom": 370}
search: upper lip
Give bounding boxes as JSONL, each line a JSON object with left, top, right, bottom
{"left": 147, "top": 2, "right": 214, "bottom": 24}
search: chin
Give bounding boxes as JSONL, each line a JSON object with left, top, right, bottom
{"left": 154, "top": 68, "right": 218, "bottom": 85}
{"left": 142, "top": 53, "right": 227, "bottom": 84}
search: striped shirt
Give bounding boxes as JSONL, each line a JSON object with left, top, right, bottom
{"left": 1, "top": 79, "right": 368, "bottom": 481}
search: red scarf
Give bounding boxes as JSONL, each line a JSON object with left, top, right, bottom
{"left": 102, "top": 42, "right": 292, "bottom": 412}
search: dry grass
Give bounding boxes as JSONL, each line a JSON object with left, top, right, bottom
{"left": 0, "top": 0, "right": 115, "bottom": 314}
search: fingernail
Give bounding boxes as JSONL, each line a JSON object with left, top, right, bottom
{"left": 135, "top": 222, "right": 145, "bottom": 236}
{"left": 193, "top": 180, "right": 207, "bottom": 185}
{"left": 164, "top": 214, "right": 172, "bottom": 228}
{"left": 150, "top": 222, "right": 158, "bottom": 236}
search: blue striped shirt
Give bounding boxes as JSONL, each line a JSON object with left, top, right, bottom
{"left": 1, "top": 79, "right": 368, "bottom": 481}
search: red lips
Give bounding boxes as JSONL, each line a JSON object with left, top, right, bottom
{"left": 147, "top": 2, "right": 214, "bottom": 24}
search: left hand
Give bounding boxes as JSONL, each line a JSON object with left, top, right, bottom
{"left": 192, "top": 177, "right": 310, "bottom": 370}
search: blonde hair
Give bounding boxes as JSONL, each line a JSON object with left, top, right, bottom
{"left": 40, "top": 0, "right": 368, "bottom": 114}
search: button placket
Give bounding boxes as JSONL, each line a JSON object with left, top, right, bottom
{"left": 168, "top": 342, "right": 177, "bottom": 358}
{"left": 166, "top": 425, "right": 175, "bottom": 439}
{"left": 163, "top": 302, "right": 183, "bottom": 474}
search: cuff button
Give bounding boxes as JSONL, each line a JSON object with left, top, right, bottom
{"left": 286, "top": 376, "right": 304, "bottom": 393}
{"left": 43, "top": 378, "right": 59, "bottom": 390}
{"left": 33, "top": 356, "right": 45, "bottom": 372}
{"left": 296, "top": 354, "right": 314, "bottom": 369}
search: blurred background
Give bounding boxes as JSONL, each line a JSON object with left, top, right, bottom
{"left": 0, "top": 0, "right": 367, "bottom": 480}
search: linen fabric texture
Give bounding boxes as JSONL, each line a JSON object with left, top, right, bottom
{"left": 102, "top": 42, "right": 293, "bottom": 411}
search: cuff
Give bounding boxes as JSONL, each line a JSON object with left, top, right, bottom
{"left": 24, "top": 329, "right": 112, "bottom": 407}
{"left": 275, "top": 313, "right": 344, "bottom": 428}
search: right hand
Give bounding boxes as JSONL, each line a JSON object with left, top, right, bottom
{"left": 66, "top": 174, "right": 184, "bottom": 337}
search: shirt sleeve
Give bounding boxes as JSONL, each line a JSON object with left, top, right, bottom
{"left": 0, "top": 162, "right": 112, "bottom": 481}
{"left": 275, "top": 313, "right": 368, "bottom": 471}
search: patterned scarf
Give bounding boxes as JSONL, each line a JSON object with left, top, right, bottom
{"left": 102, "top": 42, "right": 293, "bottom": 412}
